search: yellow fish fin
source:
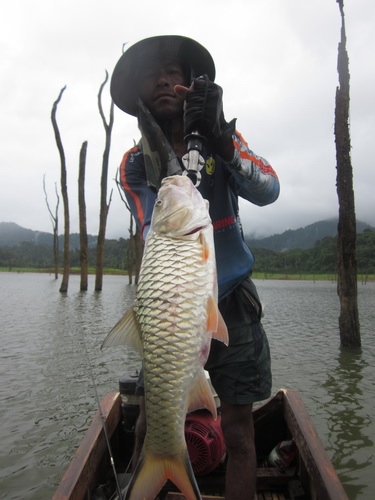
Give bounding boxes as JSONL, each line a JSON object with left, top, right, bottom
{"left": 100, "top": 307, "right": 143, "bottom": 354}
{"left": 188, "top": 369, "right": 217, "bottom": 419}
{"left": 207, "top": 295, "right": 229, "bottom": 346}
{"left": 125, "top": 451, "right": 201, "bottom": 500}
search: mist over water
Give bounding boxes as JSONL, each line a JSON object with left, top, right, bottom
{"left": 0, "top": 273, "right": 374, "bottom": 499}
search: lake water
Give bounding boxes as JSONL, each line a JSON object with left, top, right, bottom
{"left": 0, "top": 273, "right": 374, "bottom": 499}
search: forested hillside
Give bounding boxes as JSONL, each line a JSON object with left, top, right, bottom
{"left": 0, "top": 222, "right": 97, "bottom": 248}
{"left": 251, "top": 229, "right": 375, "bottom": 275}
{"left": 0, "top": 238, "right": 130, "bottom": 270}
{"left": 1, "top": 229, "right": 374, "bottom": 276}
{"left": 246, "top": 219, "right": 374, "bottom": 251}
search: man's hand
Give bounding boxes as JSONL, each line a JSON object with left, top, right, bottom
{"left": 174, "top": 77, "right": 235, "bottom": 161}
{"left": 174, "top": 83, "right": 190, "bottom": 100}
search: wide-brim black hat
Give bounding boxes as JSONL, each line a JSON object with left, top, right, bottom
{"left": 110, "top": 35, "right": 216, "bottom": 116}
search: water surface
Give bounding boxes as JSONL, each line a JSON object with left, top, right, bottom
{"left": 0, "top": 273, "right": 374, "bottom": 499}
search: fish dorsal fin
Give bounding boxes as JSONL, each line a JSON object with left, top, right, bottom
{"left": 188, "top": 369, "right": 217, "bottom": 419}
{"left": 101, "top": 307, "right": 143, "bottom": 354}
{"left": 207, "top": 295, "right": 229, "bottom": 346}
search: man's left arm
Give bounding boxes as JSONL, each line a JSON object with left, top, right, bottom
{"left": 225, "top": 131, "right": 280, "bottom": 206}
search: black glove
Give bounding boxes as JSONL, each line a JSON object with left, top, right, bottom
{"left": 184, "top": 75, "right": 236, "bottom": 157}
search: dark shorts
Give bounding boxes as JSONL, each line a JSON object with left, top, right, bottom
{"left": 135, "top": 278, "right": 272, "bottom": 405}
{"left": 205, "top": 278, "right": 272, "bottom": 405}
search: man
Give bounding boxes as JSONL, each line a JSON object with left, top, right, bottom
{"left": 110, "top": 35, "right": 280, "bottom": 500}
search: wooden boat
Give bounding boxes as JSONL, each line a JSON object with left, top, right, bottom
{"left": 53, "top": 383, "right": 348, "bottom": 500}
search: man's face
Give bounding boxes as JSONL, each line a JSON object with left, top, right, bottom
{"left": 138, "top": 60, "right": 186, "bottom": 121}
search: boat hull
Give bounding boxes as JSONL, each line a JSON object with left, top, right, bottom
{"left": 53, "top": 388, "right": 348, "bottom": 500}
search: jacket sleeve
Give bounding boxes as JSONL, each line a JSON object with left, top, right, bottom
{"left": 119, "top": 145, "right": 157, "bottom": 240}
{"left": 226, "top": 130, "right": 280, "bottom": 206}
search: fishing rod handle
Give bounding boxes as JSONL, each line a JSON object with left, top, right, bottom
{"left": 182, "top": 130, "right": 206, "bottom": 186}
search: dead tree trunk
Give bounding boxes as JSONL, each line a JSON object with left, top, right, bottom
{"left": 43, "top": 174, "right": 60, "bottom": 279}
{"left": 115, "top": 169, "right": 143, "bottom": 284}
{"left": 127, "top": 219, "right": 143, "bottom": 285}
{"left": 95, "top": 71, "right": 114, "bottom": 291}
{"left": 335, "top": 0, "right": 361, "bottom": 347}
{"left": 78, "top": 141, "right": 89, "bottom": 291}
{"left": 51, "top": 86, "right": 70, "bottom": 293}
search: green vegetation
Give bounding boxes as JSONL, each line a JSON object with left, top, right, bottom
{"left": 0, "top": 238, "right": 130, "bottom": 271}
{"left": 1, "top": 229, "right": 374, "bottom": 278}
{"left": 250, "top": 272, "right": 374, "bottom": 282}
{"left": 0, "top": 266, "right": 128, "bottom": 275}
{"left": 251, "top": 229, "right": 375, "bottom": 276}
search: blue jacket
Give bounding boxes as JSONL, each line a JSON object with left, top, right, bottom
{"left": 120, "top": 130, "right": 280, "bottom": 300}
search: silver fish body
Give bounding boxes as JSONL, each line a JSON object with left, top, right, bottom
{"left": 139, "top": 231, "right": 214, "bottom": 455}
{"left": 103, "top": 176, "right": 228, "bottom": 500}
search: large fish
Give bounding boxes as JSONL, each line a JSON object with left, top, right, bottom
{"left": 102, "top": 175, "right": 228, "bottom": 500}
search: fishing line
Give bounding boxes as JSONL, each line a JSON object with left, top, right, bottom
{"left": 80, "top": 329, "right": 124, "bottom": 500}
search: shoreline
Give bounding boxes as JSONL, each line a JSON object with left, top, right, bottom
{"left": 1, "top": 268, "right": 374, "bottom": 282}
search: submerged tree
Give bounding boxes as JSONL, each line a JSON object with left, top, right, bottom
{"left": 78, "top": 141, "right": 89, "bottom": 291}
{"left": 334, "top": 0, "right": 361, "bottom": 347}
{"left": 51, "top": 86, "right": 70, "bottom": 293}
{"left": 95, "top": 71, "right": 114, "bottom": 291}
{"left": 43, "top": 174, "right": 60, "bottom": 279}
{"left": 115, "top": 169, "right": 143, "bottom": 284}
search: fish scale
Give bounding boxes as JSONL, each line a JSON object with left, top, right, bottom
{"left": 138, "top": 232, "right": 212, "bottom": 457}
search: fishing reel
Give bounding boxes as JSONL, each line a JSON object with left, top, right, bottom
{"left": 182, "top": 130, "right": 206, "bottom": 187}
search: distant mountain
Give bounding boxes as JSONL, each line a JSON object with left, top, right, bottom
{"left": 0, "top": 222, "right": 97, "bottom": 249}
{"left": 2, "top": 219, "right": 374, "bottom": 252}
{"left": 245, "top": 219, "right": 375, "bottom": 251}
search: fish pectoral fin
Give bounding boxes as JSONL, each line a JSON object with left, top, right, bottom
{"left": 188, "top": 369, "right": 217, "bottom": 419}
{"left": 200, "top": 232, "right": 210, "bottom": 262}
{"left": 207, "top": 295, "right": 229, "bottom": 346}
{"left": 126, "top": 451, "right": 201, "bottom": 500}
{"left": 101, "top": 307, "right": 143, "bottom": 354}
{"left": 214, "top": 311, "right": 229, "bottom": 346}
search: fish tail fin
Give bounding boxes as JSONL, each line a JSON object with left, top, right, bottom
{"left": 125, "top": 450, "right": 201, "bottom": 500}
{"left": 166, "top": 450, "right": 202, "bottom": 500}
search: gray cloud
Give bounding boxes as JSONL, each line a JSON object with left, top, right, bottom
{"left": 1, "top": 0, "right": 374, "bottom": 240}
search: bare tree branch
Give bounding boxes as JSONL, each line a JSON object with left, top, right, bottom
{"left": 43, "top": 174, "right": 60, "bottom": 279}
{"left": 114, "top": 168, "right": 143, "bottom": 284}
{"left": 95, "top": 72, "right": 115, "bottom": 291}
{"left": 51, "top": 86, "right": 70, "bottom": 292}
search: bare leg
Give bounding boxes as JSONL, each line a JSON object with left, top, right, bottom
{"left": 220, "top": 401, "right": 256, "bottom": 500}
{"left": 131, "top": 396, "right": 146, "bottom": 471}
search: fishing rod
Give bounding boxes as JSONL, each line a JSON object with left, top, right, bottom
{"left": 181, "top": 74, "right": 209, "bottom": 187}
{"left": 80, "top": 332, "right": 125, "bottom": 500}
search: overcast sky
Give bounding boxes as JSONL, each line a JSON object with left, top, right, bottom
{"left": 1, "top": 0, "right": 374, "bottom": 239}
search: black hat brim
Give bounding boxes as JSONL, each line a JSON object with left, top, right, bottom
{"left": 110, "top": 35, "right": 216, "bottom": 116}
